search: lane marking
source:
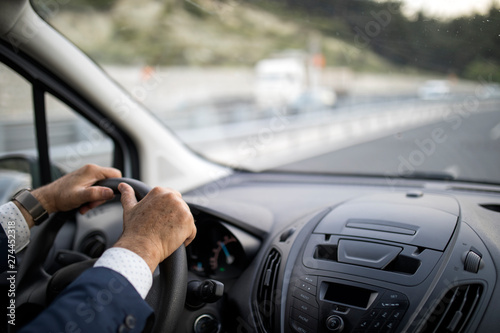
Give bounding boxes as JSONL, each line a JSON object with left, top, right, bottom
{"left": 489, "top": 122, "right": 500, "bottom": 140}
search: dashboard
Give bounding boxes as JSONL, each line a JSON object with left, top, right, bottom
{"left": 178, "top": 172, "right": 500, "bottom": 333}
{"left": 62, "top": 171, "right": 500, "bottom": 333}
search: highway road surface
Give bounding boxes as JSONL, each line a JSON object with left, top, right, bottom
{"left": 275, "top": 99, "right": 500, "bottom": 184}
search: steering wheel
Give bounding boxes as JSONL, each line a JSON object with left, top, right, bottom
{"left": 14, "top": 178, "right": 187, "bottom": 333}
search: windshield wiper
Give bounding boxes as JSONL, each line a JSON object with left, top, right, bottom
{"left": 399, "top": 171, "right": 455, "bottom": 181}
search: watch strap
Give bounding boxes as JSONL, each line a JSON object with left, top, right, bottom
{"left": 12, "top": 189, "right": 49, "bottom": 225}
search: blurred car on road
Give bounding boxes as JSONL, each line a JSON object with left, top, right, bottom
{"left": 418, "top": 80, "right": 451, "bottom": 100}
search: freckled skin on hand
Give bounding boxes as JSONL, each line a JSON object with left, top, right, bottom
{"left": 114, "top": 184, "right": 197, "bottom": 273}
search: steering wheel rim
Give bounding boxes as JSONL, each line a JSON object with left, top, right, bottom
{"left": 15, "top": 177, "right": 187, "bottom": 333}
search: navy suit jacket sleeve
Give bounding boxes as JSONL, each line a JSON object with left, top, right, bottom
{"left": 19, "top": 267, "right": 154, "bottom": 333}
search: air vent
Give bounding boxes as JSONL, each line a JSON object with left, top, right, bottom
{"left": 420, "top": 284, "right": 482, "bottom": 333}
{"left": 256, "top": 248, "right": 281, "bottom": 333}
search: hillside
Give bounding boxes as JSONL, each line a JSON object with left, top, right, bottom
{"left": 42, "top": 0, "right": 400, "bottom": 72}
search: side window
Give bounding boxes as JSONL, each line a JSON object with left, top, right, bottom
{"left": 46, "top": 93, "right": 113, "bottom": 172}
{"left": 0, "top": 63, "right": 37, "bottom": 157}
{"left": 0, "top": 62, "right": 114, "bottom": 199}
{"left": 0, "top": 63, "right": 37, "bottom": 202}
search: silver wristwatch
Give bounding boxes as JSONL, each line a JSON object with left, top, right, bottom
{"left": 12, "top": 188, "right": 49, "bottom": 225}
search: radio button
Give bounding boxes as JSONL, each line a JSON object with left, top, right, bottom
{"left": 357, "top": 317, "right": 372, "bottom": 329}
{"left": 367, "top": 309, "right": 379, "bottom": 318}
{"left": 381, "top": 291, "right": 407, "bottom": 302}
{"left": 296, "top": 280, "right": 316, "bottom": 295}
{"left": 291, "top": 308, "right": 317, "bottom": 330}
{"left": 370, "top": 319, "right": 384, "bottom": 330}
{"left": 375, "top": 300, "right": 409, "bottom": 310}
{"left": 291, "top": 320, "right": 315, "bottom": 333}
{"left": 381, "top": 320, "right": 398, "bottom": 332}
{"left": 390, "top": 310, "right": 405, "bottom": 321}
{"left": 293, "top": 288, "right": 318, "bottom": 306}
{"left": 293, "top": 298, "right": 319, "bottom": 319}
{"left": 378, "top": 309, "right": 392, "bottom": 320}
{"left": 301, "top": 275, "right": 318, "bottom": 286}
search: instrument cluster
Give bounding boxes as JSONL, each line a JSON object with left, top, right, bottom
{"left": 187, "top": 219, "right": 252, "bottom": 279}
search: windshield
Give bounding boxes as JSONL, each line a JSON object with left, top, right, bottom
{"left": 33, "top": 0, "right": 500, "bottom": 184}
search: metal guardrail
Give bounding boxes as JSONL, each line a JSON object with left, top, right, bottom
{"left": 1, "top": 97, "right": 498, "bottom": 172}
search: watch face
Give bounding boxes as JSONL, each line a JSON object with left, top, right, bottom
{"left": 12, "top": 188, "right": 32, "bottom": 200}
{"left": 13, "top": 189, "right": 48, "bottom": 225}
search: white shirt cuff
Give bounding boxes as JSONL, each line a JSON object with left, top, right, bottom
{"left": 0, "top": 201, "right": 31, "bottom": 252}
{"left": 94, "top": 247, "right": 153, "bottom": 299}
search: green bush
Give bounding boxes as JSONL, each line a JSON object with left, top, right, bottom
{"left": 463, "top": 59, "right": 500, "bottom": 83}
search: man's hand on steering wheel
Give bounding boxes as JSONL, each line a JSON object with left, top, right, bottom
{"left": 18, "top": 164, "right": 122, "bottom": 228}
{"left": 22, "top": 163, "right": 197, "bottom": 272}
{"left": 114, "top": 183, "right": 197, "bottom": 273}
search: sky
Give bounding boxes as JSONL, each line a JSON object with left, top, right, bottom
{"left": 400, "top": 0, "right": 498, "bottom": 19}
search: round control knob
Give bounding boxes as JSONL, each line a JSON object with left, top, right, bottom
{"left": 464, "top": 250, "right": 482, "bottom": 273}
{"left": 326, "top": 315, "right": 344, "bottom": 332}
{"left": 193, "top": 314, "right": 221, "bottom": 333}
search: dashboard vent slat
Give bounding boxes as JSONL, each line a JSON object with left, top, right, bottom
{"left": 421, "top": 284, "right": 482, "bottom": 333}
{"left": 457, "top": 285, "right": 481, "bottom": 332}
{"left": 256, "top": 248, "right": 281, "bottom": 333}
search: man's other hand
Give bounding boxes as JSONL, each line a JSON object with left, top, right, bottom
{"left": 32, "top": 164, "right": 122, "bottom": 216}
{"left": 114, "top": 183, "right": 196, "bottom": 273}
